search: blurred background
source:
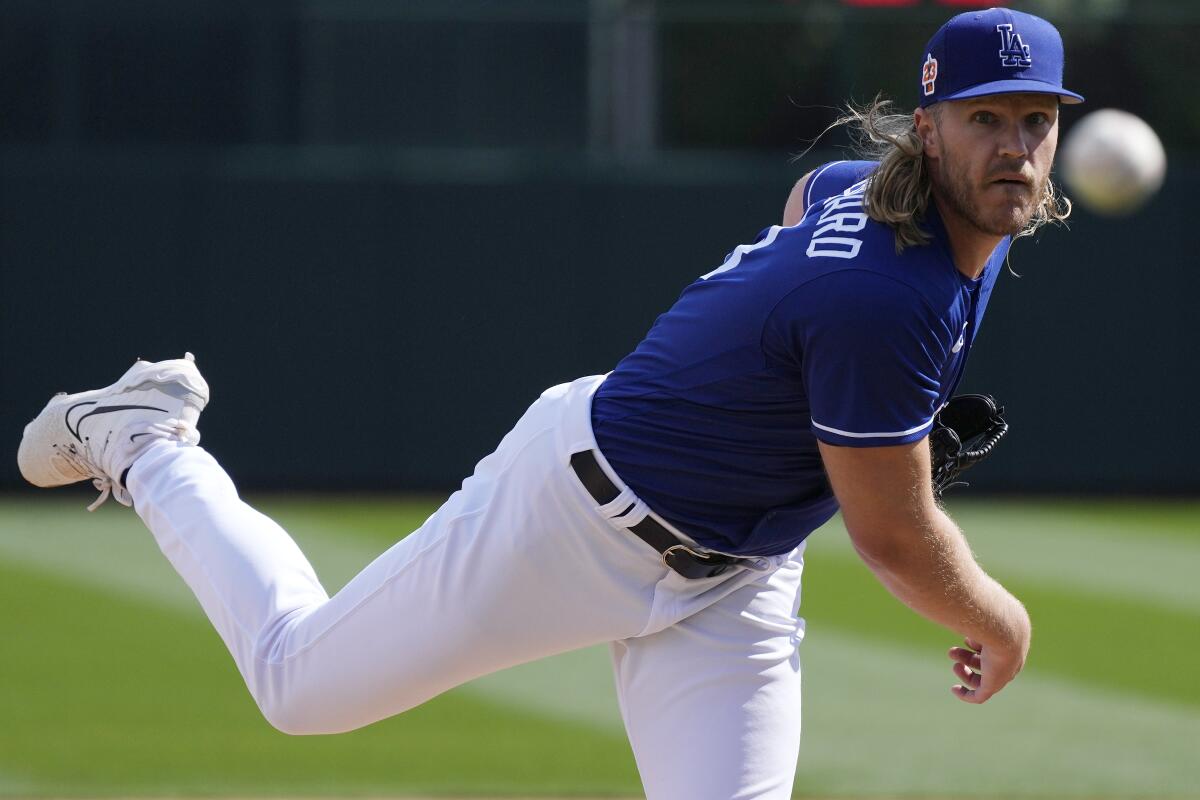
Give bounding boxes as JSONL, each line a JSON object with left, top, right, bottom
{"left": 1, "top": 0, "right": 1197, "bottom": 798}
{"left": 3, "top": 0, "right": 1198, "bottom": 492}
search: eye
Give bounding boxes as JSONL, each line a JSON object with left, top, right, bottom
{"left": 1026, "top": 111, "right": 1052, "bottom": 126}
{"left": 971, "top": 110, "right": 997, "bottom": 124}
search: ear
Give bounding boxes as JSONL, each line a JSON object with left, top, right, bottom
{"left": 914, "top": 107, "right": 941, "bottom": 158}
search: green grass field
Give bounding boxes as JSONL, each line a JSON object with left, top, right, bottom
{"left": 1, "top": 494, "right": 1197, "bottom": 798}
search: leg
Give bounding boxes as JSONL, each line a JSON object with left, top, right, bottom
{"left": 611, "top": 549, "right": 807, "bottom": 800}
{"left": 126, "top": 379, "right": 677, "bottom": 735}
{"left": 20, "top": 359, "right": 791, "bottom": 745}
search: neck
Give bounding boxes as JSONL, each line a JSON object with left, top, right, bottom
{"left": 931, "top": 193, "right": 1003, "bottom": 280}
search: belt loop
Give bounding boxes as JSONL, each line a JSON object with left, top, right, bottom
{"left": 607, "top": 498, "right": 650, "bottom": 529}
{"left": 597, "top": 486, "right": 639, "bottom": 519}
{"left": 569, "top": 448, "right": 756, "bottom": 579}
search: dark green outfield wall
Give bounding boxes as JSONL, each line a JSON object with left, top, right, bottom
{"left": 2, "top": 0, "right": 1197, "bottom": 493}
{"left": 2, "top": 152, "right": 1197, "bottom": 493}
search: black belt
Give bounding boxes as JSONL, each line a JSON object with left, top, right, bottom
{"left": 569, "top": 449, "right": 752, "bottom": 579}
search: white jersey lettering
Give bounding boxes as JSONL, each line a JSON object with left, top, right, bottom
{"left": 806, "top": 236, "right": 863, "bottom": 259}
{"left": 808, "top": 182, "right": 868, "bottom": 260}
{"left": 812, "top": 212, "right": 868, "bottom": 239}
{"left": 700, "top": 225, "right": 784, "bottom": 280}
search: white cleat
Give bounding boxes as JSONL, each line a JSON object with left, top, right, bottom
{"left": 18, "top": 353, "right": 210, "bottom": 510}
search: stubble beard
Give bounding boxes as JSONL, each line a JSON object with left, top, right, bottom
{"left": 932, "top": 152, "right": 1047, "bottom": 238}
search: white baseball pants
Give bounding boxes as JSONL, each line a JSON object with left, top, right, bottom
{"left": 128, "top": 375, "right": 807, "bottom": 800}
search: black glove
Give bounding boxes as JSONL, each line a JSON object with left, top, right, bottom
{"left": 929, "top": 394, "right": 1008, "bottom": 497}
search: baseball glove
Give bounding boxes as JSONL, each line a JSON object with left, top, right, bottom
{"left": 929, "top": 394, "right": 1008, "bottom": 497}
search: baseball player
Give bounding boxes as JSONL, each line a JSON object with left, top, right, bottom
{"left": 18, "top": 8, "right": 1080, "bottom": 800}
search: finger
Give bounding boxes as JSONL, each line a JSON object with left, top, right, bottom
{"left": 964, "top": 637, "right": 983, "bottom": 652}
{"left": 951, "top": 684, "right": 992, "bottom": 704}
{"left": 952, "top": 685, "right": 979, "bottom": 703}
{"left": 953, "top": 662, "right": 981, "bottom": 687}
{"left": 948, "top": 647, "right": 982, "bottom": 669}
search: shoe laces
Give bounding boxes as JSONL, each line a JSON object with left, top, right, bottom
{"left": 55, "top": 418, "right": 199, "bottom": 511}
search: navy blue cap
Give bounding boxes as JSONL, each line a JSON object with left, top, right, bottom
{"left": 918, "top": 7, "right": 1084, "bottom": 108}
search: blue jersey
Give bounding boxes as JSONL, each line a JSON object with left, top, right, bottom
{"left": 591, "top": 161, "right": 1009, "bottom": 556}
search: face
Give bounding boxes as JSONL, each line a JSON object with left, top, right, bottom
{"left": 917, "top": 94, "right": 1059, "bottom": 237}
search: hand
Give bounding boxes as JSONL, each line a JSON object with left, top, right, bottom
{"left": 947, "top": 636, "right": 1026, "bottom": 704}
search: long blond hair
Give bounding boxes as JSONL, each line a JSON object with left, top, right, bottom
{"left": 830, "top": 95, "right": 1071, "bottom": 253}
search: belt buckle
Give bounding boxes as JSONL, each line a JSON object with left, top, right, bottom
{"left": 662, "top": 543, "right": 732, "bottom": 579}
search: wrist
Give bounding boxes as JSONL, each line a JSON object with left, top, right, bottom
{"left": 978, "top": 593, "right": 1031, "bottom": 653}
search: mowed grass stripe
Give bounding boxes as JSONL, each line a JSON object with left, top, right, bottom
{"left": 802, "top": 547, "right": 1200, "bottom": 708}
{"left": 271, "top": 496, "right": 1200, "bottom": 617}
{"left": 3, "top": 497, "right": 1196, "bottom": 712}
{"left": 468, "top": 644, "right": 625, "bottom": 730}
{"left": 4, "top": 498, "right": 1200, "bottom": 796}
{"left": 0, "top": 497, "right": 403, "bottom": 616}
{"left": 12, "top": 495, "right": 1191, "bottom": 614}
{"left": 0, "top": 774, "right": 35, "bottom": 796}
{"left": 966, "top": 498, "right": 1200, "bottom": 543}
{"left": 454, "top": 627, "right": 1200, "bottom": 796}
{"left": 942, "top": 499, "right": 1200, "bottom": 613}
{"left": 797, "top": 627, "right": 1200, "bottom": 797}
{"left": 314, "top": 491, "right": 1200, "bottom": 721}
{"left": 0, "top": 559, "right": 643, "bottom": 797}
{"left": 810, "top": 500, "right": 1200, "bottom": 613}
{"left": 5, "top": 553, "right": 1198, "bottom": 798}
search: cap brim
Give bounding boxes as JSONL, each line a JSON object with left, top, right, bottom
{"left": 942, "top": 79, "right": 1084, "bottom": 105}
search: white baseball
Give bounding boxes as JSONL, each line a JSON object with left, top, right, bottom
{"left": 1060, "top": 108, "right": 1166, "bottom": 216}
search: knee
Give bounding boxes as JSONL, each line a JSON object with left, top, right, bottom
{"left": 249, "top": 660, "right": 351, "bottom": 736}
{"left": 256, "top": 689, "right": 346, "bottom": 736}
{"left": 251, "top": 672, "right": 421, "bottom": 736}
{"left": 246, "top": 618, "right": 350, "bottom": 735}
{"left": 245, "top": 618, "right": 425, "bottom": 735}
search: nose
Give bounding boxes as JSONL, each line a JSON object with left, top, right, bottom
{"left": 998, "top": 120, "right": 1029, "bottom": 160}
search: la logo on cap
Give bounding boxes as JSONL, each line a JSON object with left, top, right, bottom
{"left": 922, "top": 53, "right": 938, "bottom": 96}
{"left": 997, "top": 23, "right": 1032, "bottom": 68}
